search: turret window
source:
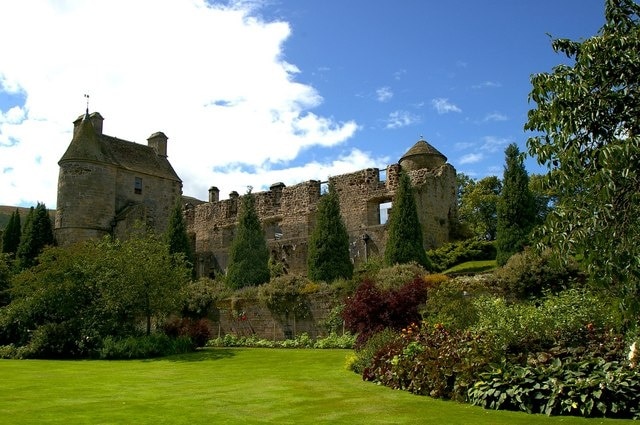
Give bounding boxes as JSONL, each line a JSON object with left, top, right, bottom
{"left": 134, "top": 177, "right": 143, "bottom": 194}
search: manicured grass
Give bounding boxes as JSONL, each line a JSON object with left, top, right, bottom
{"left": 444, "top": 259, "right": 497, "bottom": 275}
{"left": 0, "top": 348, "right": 632, "bottom": 424}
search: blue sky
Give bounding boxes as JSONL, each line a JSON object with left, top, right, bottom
{"left": 0, "top": 0, "right": 607, "bottom": 208}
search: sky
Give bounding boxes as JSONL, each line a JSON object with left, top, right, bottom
{"left": 0, "top": 0, "right": 609, "bottom": 208}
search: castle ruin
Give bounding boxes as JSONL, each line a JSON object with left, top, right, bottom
{"left": 55, "top": 112, "right": 458, "bottom": 277}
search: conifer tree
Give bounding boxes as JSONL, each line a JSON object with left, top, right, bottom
{"left": 1, "top": 209, "right": 21, "bottom": 257}
{"left": 384, "top": 172, "right": 431, "bottom": 269}
{"left": 226, "top": 189, "right": 270, "bottom": 289}
{"left": 166, "top": 198, "right": 194, "bottom": 272}
{"left": 307, "top": 183, "right": 353, "bottom": 282}
{"left": 495, "top": 144, "right": 536, "bottom": 266}
{"left": 16, "top": 203, "right": 55, "bottom": 270}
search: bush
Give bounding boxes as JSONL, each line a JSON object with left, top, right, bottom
{"left": 468, "top": 356, "right": 640, "bottom": 419}
{"left": 206, "top": 332, "right": 355, "bottom": 349}
{"left": 423, "top": 276, "right": 480, "bottom": 330}
{"left": 374, "top": 262, "right": 428, "bottom": 291}
{"left": 99, "top": 334, "right": 194, "bottom": 359}
{"left": 347, "top": 328, "right": 398, "bottom": 374}
{"left": 163, "top": 317, "right": 212, "bottom": 347}
{"left": 342, "top": 278, "right": 428, "bottom": 347}
{"left": 258, "top": 274, "right": 311, "bottom": 321}
{"left": 427, "top": 239, "right": 496, "bottom": 272}
{"left": 471, "top": 289, "right": 620, "bottom": 354}
{"left": 181, "top": 277, "right": 231, "bottom": 319}
{"left": 363, "top": 323, "right": 497, "bottom": 400}
{"left": 492, "top": 248, "right": 584, "bottom": 300}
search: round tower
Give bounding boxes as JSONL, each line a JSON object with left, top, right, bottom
{"left": 399, "top": 138, "right": 447, "bottom": 171}
{"left": 55, "top": 111, "right": 117, "bottom": 246}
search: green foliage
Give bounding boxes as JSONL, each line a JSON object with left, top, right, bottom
{"left": 258, "top": 274, "right": 311, "bottom": 321}
{"left": 307, "top": 184, "right": 353, "bottom": 282}
{"left": 0, "top": 253, "right": 12, "bottom": 306}
{"left": 457, "top": 174, "right": 502, "bottom": 240}
{"left": 1, "top": 209, "right": 21, "bottom": 256}
{"left": 166, "top": 198, "right": 194, "bottom": 273}
{"left": 0, "top": 232, "right": 192, "bottom": 357}
{"left": 180, "top": 277, "right": 231, "bottom": 319}
{"left": 99, "top": 334, "right": 193, "bottom": 359}
{"left": 347, "top": 328, "right": 399, "bottom": 374}
{"left": 363, "top": 323, "right": 497, "bottom": 400}
{"left": 491, "top": 248, "right": 585, "bottom": 300}
{"left": 206, "top": 331, "right": 356, "bottom": 349}
{"left": 16, "top": 203, "right": 55, "bottom": 270}
{"left": 468, "top": 357, "right": 640, "bottom": 419}
{"left": 427, "top": 239, "right": 496, "bottom": 272}
{"left": 471, "top": 289, "right": 620, "bottom": 354}
{"left": 525, "top": 0, "right": 640, "bottom": 316}
{"left": 384, "top": 172, "right": 431, "bottom": 269}
{"left": 373, "top": 261, "right": 427, "bottom": 291}
{"left": 226, "top": 189, "right": 270, "bottom": 289}
{"left": 495, "top": 144, "right": 537, "bottom": 266}
{"left": 423, "top": 276, "right": 482, "bottom": 331}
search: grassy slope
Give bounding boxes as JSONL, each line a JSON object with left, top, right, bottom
{"left": 0, "top": 348, "right": 631, "bottom": 425}
{"left": 0, "top": 205, "right": 55, "bottom": 230}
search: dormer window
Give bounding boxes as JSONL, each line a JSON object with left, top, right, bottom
{"left": 134, "top": 177, "right": 143, "bottom": 194}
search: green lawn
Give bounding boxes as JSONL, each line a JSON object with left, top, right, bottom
{"left": 0, "top": 348, "right": 632, "bottom": 424}
{"left": 444, "top": 259, "right": 498, "bottom": 275}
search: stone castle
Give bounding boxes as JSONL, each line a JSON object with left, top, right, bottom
{"left": 55, "top": 111, "right": 458, "bottom": 277}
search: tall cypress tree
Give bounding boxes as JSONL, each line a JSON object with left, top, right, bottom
{"left": 226, "top": 189, "right": 270, "bottom": 289}
{"left": 384, "top": 172, "right": 431, "bottom": 269}
{"left": 496, "top": 143, "right": 536, "bottom": 266}
{"left": 307, "top": 183, "right": 353, "bottom": 282}
{"left": 166, "top": 198, "right": 194, "bottom": 272}
{"left": 1, "top": 209, "right": 21, "bottom": 256}
{"left": 16, "top": 203, "right": 55, "bottom": 270}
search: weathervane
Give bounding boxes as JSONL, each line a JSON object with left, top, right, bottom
{"left": 84, "top": 94, "right": 90, "bottom": 114}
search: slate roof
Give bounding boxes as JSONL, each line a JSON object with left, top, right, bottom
{"left": 60, "top": 113, "right": 181, "bottom": 182}
{"left": 400, "top": 138, "right": 447, "bottom": 163}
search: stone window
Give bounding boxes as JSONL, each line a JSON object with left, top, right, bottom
{"left": 379, "top": 201, "right": 392, "bottom": 225}
{"left": 134, "top": 177, "right": 143, "bottom": 195}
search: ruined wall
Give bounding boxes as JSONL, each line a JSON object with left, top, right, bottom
{"left": 211, "top": 294, "right": 336, "bottom": 340}
{"left": 187, "top": 159, "right": 457, "bottom": 278}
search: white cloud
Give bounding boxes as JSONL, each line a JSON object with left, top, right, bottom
{"left": 481, "top": 136, "right": 511, "bottom": 153}
{"left": 431, "top": 98, "right": 461, "bottom": 114}
{"left": 458, "top": 153, "right": 484, "bottom": 165}
{"left": 472, "top": 81, "right": 502, "bottom": 89}
{"left": 385, "top": 110, "right": 420, "bottom": 129}
{"left": 482, "top": 112, "right": 508, "bottom": 122}
{"left": 0, "top": 0, "right": 360, "bottom": 207}
{"left": 376, "top": 86, "right": 393, "bottom": 102}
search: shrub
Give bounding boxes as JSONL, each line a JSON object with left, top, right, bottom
{"left": 427, "top": 239, "right": 497, "bottom": 272}
{"left": 492, "top": 248, "right": 584, "bottom": 300}
{"left": 342, "top": 278, "right": 428, "bottom": 347}
{"left": 471, "top": 289, "right": 620, "bottom": 354}
{"left": 423, "top": 277, "right": 480, "bottom": 330}
{"left": 468, "top": 357, "right": 640, "bottom": 419}
{"left": 363, "top": 323, "right": 497, "bottom": 400}
{"left": 99, "top": 334, "right": 193, "bottom": 359}
{"left": 163, "top": 317, "right": 212, "bottom": 348}
{"left": 181, "top": 277, "right": 231, "bottom": 319}
{"left": 374, "top": 262, "right": 428, "bottom": 291}
{"left": 347, "top": 328, "right": 398, "bottom": 374}
{"left": 258, "top": 274, "right": 311, "bottom": 321}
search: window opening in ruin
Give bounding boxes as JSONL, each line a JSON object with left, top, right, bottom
{"left": 320, "top": 181, "right": 329, "bottom": 195}
{"left": 379, "top": 201, "right": 392, "bottom": 224}
{"left": 379, "top": 169, "right": 387, "bottom": 182}
{"left": 134, "top": 177, "right": 143, "bottom": 194}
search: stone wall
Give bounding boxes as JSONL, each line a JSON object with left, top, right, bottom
{"left": 187, "top": 160, "right": 457, "bottom": 279}
{"left": 210, "top": 294, "right": 337, "bottom": 340}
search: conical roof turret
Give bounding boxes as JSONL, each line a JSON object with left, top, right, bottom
{"left": 59, "top": 111, "right": 110, "bottom": 164}
{"left": 399, "top": 137, "right": 447, "bottom": 171}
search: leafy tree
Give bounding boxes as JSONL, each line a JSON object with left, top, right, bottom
{"left": 1, "top": 209, "right": 21, "bottom": 257}
{"left": 16, "top": 203, "right": 55, "bottom": 270}
{"left": 525, "top": 0, "right": 640, "bottom": 314}
{"left": 458, "top": 175, "right": 502, "bottom": 241}
{"left": 98, "top": 231, "right": 191, "bottom": 336}
{"left": 0, "top": 253, "right": 12, "bottom": 307}
{"left": 226, "top": 188, "right": 270, "bottom": 289}
{"left": 307, "top": 183, "right": 353, "bottom": 282}
{"left": 495, "top": 144, "right": 536, "bottom": 266}
{"left": 166, "top": 198, "right": 194, "bottom": 273}
{"left": 384, "top": 172, "right": 431, "bottom": 269}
